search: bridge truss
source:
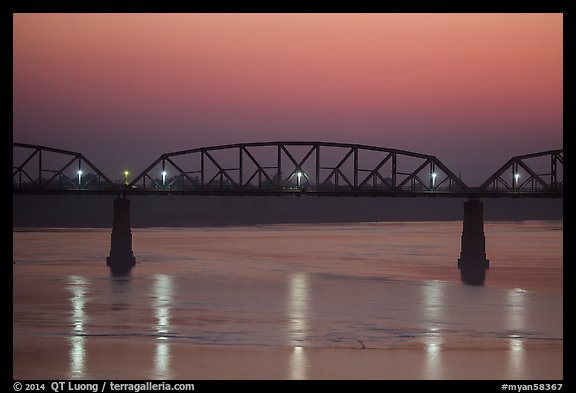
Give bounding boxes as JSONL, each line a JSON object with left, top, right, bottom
{"left": 12, "top": 142, "right": 563, "bottom": 198}
{"left": 477, "top": 150, "right": 563, "bottom": 196}
{"left": 128, "top": 142, "right": 469, "bottom": 196}
{"left": 13, "top": 143, "right": 115, "bottom": 192}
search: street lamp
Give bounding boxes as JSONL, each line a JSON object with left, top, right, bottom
{"left": 431, "top": 172, "right": 437, "bottom": 188}
{"left": 514, "top": 173, "right": 520, "bottom": 188}
{"left": 297, "top": 171, "right": 302, "bottom": 188}
{"left": 124, "top": 170, "right": 129, "bottom": 186}
{"left": 162, "top": 171, "right": 167, "bottom": 187}
{"left": 77, "top": 170, "right": 83, "bottom": 186}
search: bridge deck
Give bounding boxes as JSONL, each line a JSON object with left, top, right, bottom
{"left": 12, "top": 188, "right": 563, "bottom": 198}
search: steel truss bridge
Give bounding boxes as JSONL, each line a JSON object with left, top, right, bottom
{"left": 13, "top": 142, "right": 563, "bottom": 198}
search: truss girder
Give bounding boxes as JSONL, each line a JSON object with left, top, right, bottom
{"left": 13, "top": 142, "right": 562, "bottom": 198}
{"left": 13, "top": 143, "right": 115, "bottom": 190}
{"left": 128, "top": 142, "right": 469, "bottom": 194}
{"left": 478, "top": 150, "right": 563, "bottom": 193}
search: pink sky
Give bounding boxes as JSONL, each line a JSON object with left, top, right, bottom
{"left": 13, "top": 13, "right": 562, "bottom": 184}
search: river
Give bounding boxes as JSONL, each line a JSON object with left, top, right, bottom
{"left": 13, "top": 221, "right": 563, "bottom": 380}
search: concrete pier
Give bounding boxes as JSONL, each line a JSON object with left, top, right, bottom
{"left": 458, "top": 198, "right": 489, "bottom": 285}
{"left": 106, "top": 194, "right": 136, "bottom": 275}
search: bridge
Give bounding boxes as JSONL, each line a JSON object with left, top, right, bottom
{"left": 13, "top": 142, "right": 563, "bottom": 198}
{"left": 13, "top": 142, "right": 563, "bottom": 283}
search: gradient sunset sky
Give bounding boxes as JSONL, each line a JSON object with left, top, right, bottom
{"left": 13, "top": 13, "right": 562, "bottom": 184}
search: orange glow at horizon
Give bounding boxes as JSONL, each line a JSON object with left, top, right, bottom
{"left": 13, "top": 13, "right": 562, "bottom": 182}
{"left": 13, "top": 13, "right": 562, "bottom": 112}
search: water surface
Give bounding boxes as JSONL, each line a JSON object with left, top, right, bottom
{"left": 13, "top": 221, "right": 563, "bottom": 379}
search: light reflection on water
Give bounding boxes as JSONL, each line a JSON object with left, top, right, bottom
{"left": 421, "top": 281, "right": 445, "bottom": 379}
{"left": 506, "top": 288, "right": 527, "bottom": 378}
{"left": 67, "top": 275, "right": 88, "bottom": 378}
{"left": 13, "top": 223, "right": 562, "bottom": 379}
{"left": 287, "top": 272, "right": 309, "bottom": 380}
{"left": 153, "top": 274, "right": 173, "bottom": 380}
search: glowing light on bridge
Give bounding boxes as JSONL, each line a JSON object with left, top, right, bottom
{"left": 77, "top": 170, "right": 83, "bottom": 185}
{"left": 297, "top": 171, "right": 302, "bottom": 188}
{"left": 431, "top": 172, "right": 437, "bottom": 188}
{"left": 162, "top": 171, "right": 167, "bottom": 187}
{"left": 514, "top": 173, "right": 520, "bottom": 188}
{"left": 123, "top": 170, "right": 129, "bottom": 186}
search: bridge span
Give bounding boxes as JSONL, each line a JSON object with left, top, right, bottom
{"left": 13, "top": 142, "right": 563, "bottom": 198}
{"left": 13, "top": 142, "right": 563, "bottom": 283}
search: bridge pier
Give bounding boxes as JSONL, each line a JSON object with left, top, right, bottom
{"left": 106, "top": 194, "right": 136, "bottom": 276}
{"left": 458, "top": 198, "right": 489, "bottom": 285}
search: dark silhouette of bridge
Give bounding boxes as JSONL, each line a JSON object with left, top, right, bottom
{"left": 13, "top": 142, "right": 563, "bottom": 282}
{"left": 13, "top": 142, "right": 563, "bottom": 198}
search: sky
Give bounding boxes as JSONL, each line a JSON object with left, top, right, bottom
{"left": 13, "top": 13, "right": 563, "bottom": 185}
